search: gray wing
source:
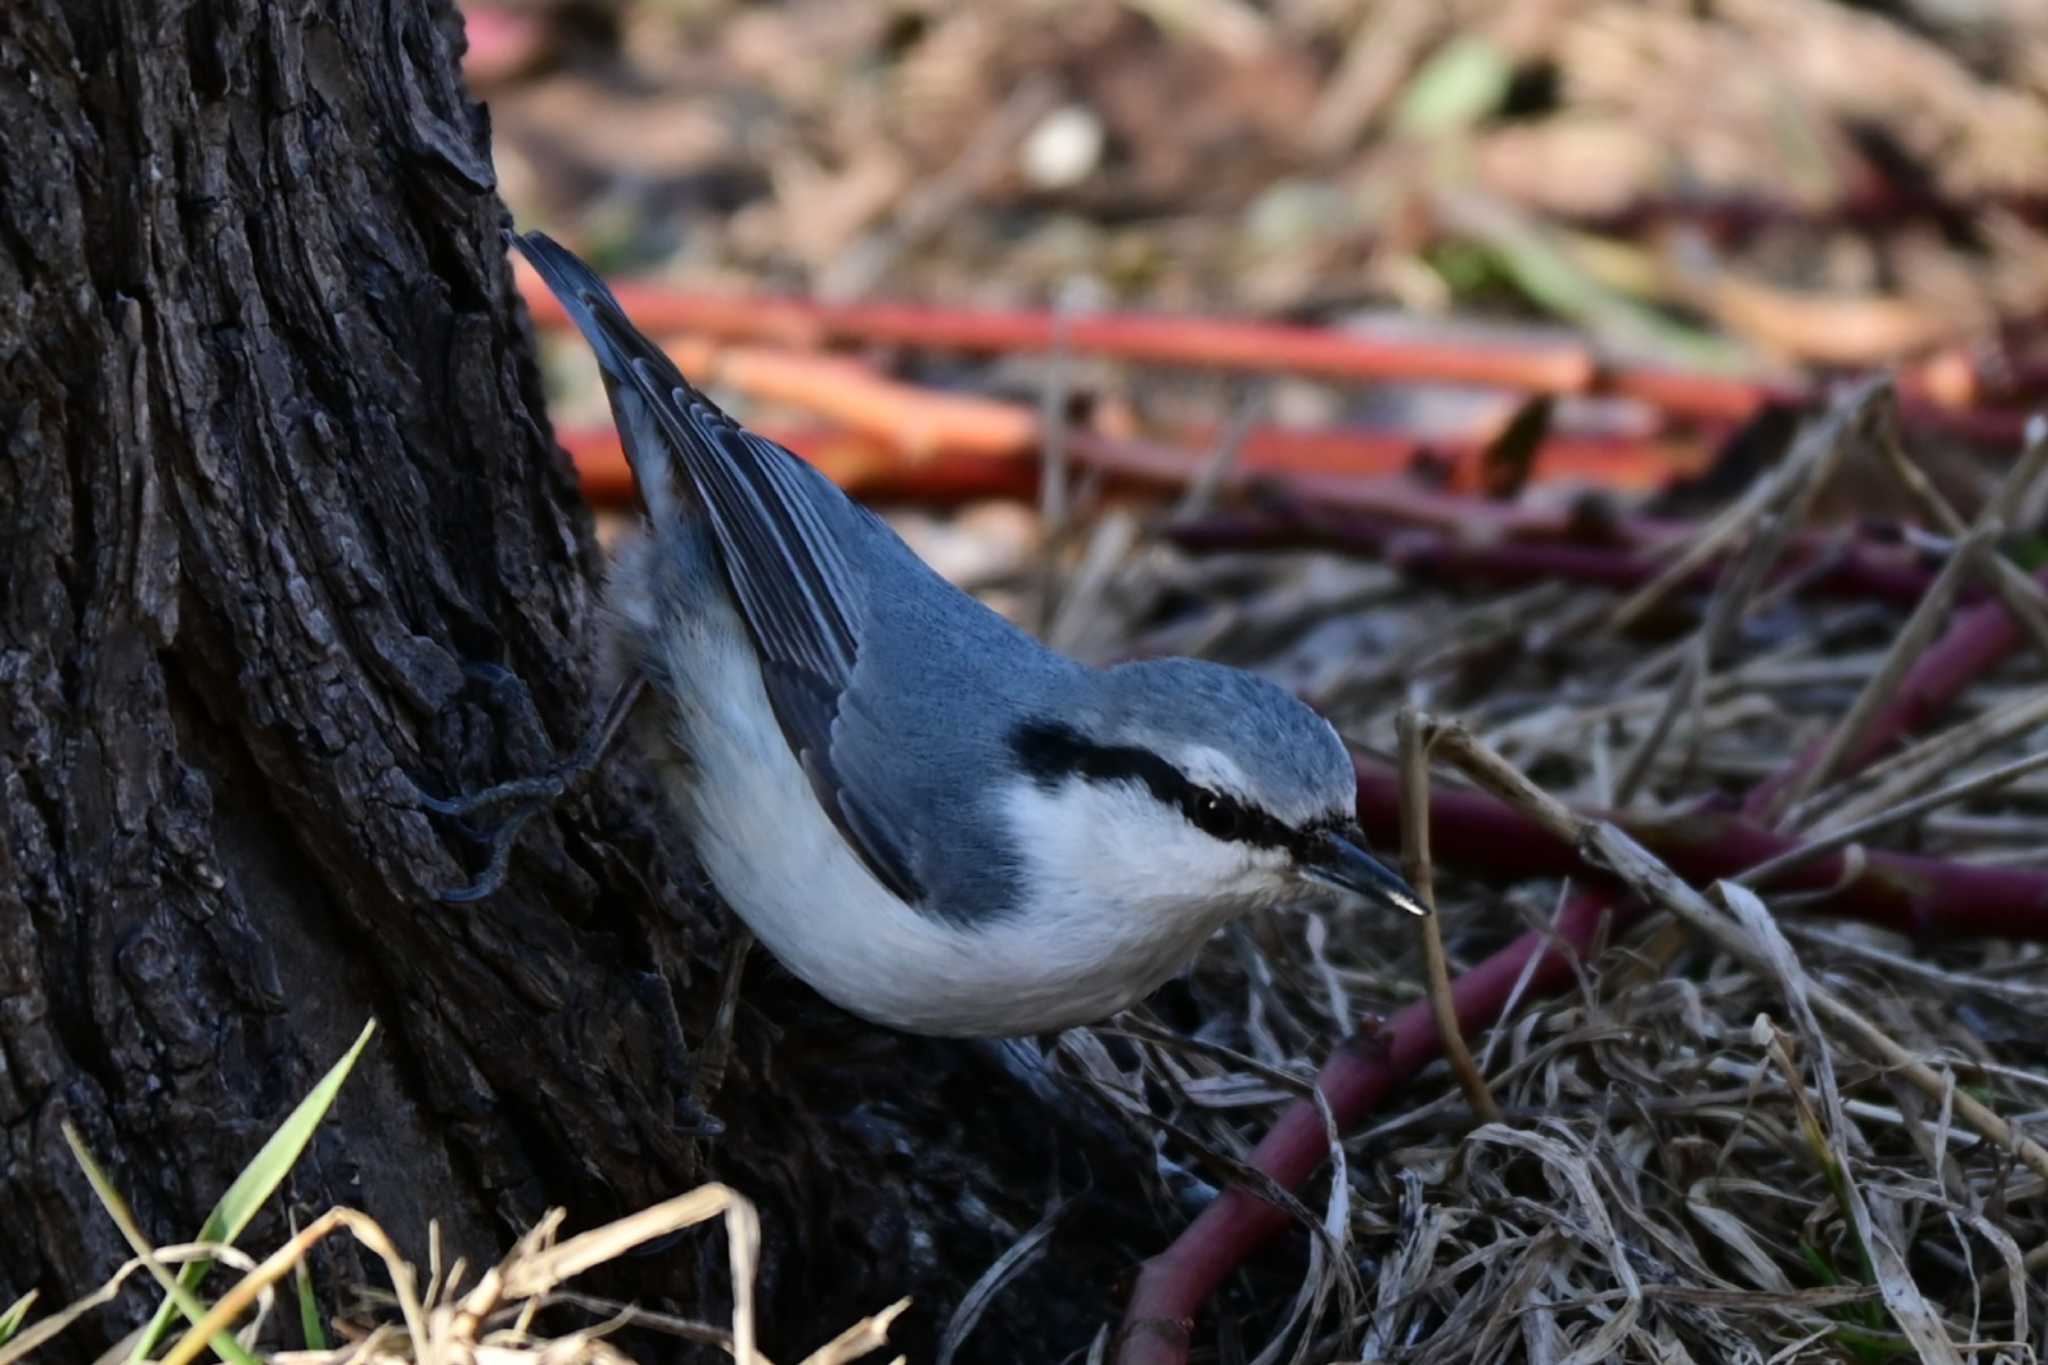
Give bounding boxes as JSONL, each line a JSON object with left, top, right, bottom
{"left": 512, "top": 231, "right": 927, "bottom": 904}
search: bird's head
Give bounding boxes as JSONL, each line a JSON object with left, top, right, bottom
{"left": 1001, "top": 659, "right": 1427, "bottom": 926}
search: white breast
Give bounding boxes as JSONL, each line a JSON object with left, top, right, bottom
{"left": 610, "top": 539, "right": 1262, "bottom": 1036}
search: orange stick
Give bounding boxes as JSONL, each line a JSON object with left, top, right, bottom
{"left": 516, "top": 256, "right": 2042, "bottom": 443}
{"left": 555, "top": 425, "right": 1039, "bottom": 506}
{"left": 556, "top": 420, "right": 1708, "bottom": 509}
{"left": 513, "top": 262, "right": 1598, "bottom": 398}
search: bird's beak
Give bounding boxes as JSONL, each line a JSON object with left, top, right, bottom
{"left": 1301, "top": 830, "right": 1429, "bottom": 917}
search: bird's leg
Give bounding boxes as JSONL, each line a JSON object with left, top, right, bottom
{"left": 689, "top": 925, "right": 754, "bottom": 1113}
{"left": 424, "top": 674, "right": 648, "bottom": 902}
{"left": 421, "top": 674, "right": 647, "bottom": 817}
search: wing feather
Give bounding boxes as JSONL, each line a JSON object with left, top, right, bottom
{"left": 512, "top": 231, "right": 926, "bottom": 903}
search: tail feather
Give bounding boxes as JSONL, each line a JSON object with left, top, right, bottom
{"left": 510, "top": 229, "right": 684, "bottom": 525}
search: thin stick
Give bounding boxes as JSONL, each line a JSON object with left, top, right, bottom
{"left": 1036, "top": 299, "right": 1074, "bottom": 637}
{"left": 1395, "top": 708, "right": 1501, "bottom": 1124}
{"left": 1170, "top": 386, "right": 1266, "bottom": 522}
{"left": 1765, "top": 524, "right": 1997, "bottom": 824}
{"left": 1612, "top": 646, "right": 1701, "bottom": 805}
{"left": 1737, "top": 746, "right": 2048, "bottom": 888}
{"left": 1802, "top": 689, "right": 2048, "bottom": 834}
{"left": 1605, "top": 378, "right": 1885, "bottom": 634}
{"left": 1876, "top": 410, "right": 2048, "bottom": 664}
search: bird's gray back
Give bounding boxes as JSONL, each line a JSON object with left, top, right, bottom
{"left": 779, "top": 458, "right": 1090, "bottom": 921}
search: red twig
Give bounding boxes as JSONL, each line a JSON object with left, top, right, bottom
{"left": 1350, "top": 762, "right": 2048, "bottom": 943}
{"left": 557, "top": 425, "right": 1042, "bottom": 507}
{"left": 516, "top": 263, "right": 1605, "bottom": 396}
{"left": 516, "top": 258, "right": 2037, "bottom": 449}
{"left": 1163, "top": 511, "right": 1955, "bottom": 608}
{"left": 562, "top": 421, "right": 1714, "bottom": 510}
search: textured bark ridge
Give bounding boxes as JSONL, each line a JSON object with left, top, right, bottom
{"left": 0, "top": 3, "right": 1155, "bottom": 1359}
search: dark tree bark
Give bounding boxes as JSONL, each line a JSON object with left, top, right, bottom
{"left": 0, "top": 2, "right": 1164, "bottom": 1359}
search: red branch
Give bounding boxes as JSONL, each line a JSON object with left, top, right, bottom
{"left": 1350, "top": 763, "right": 2048, "bottom": 943}
{"left": 1164, "top": 511, "right": 1954, "bottom": 609}
{"left": 515, "top": 261, "right": 1608, "bottom": 399}
{"left": 560, "top": 421, "right": 1715, "bottom": 511}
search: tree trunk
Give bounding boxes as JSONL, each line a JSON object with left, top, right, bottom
{"left": 0, "top": 2, "right": 1160, "bottom": 1358}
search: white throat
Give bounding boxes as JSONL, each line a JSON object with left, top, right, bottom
{"left": 986, "top": 774, "right": 1297, "bottom": 1012}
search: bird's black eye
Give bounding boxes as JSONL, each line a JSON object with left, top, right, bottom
{"left": 1190, "top": 789, "right": 1243, "bottom": 840}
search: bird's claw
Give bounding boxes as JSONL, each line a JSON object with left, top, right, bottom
{"left": 428, "top": 800, "right": 543, "bottom": 902}
{"left": 419, "top": 675, "right": 647, "bottom": 902}
{"left": 415, "top": 765, "right": 561, "bottom": 901}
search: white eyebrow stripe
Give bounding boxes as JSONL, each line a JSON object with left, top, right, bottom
{"left": 1170, "top": 745, "right": 1253, "bottom": 798}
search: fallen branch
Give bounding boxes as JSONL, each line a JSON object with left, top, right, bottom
{"left": 1162, "top": 510, "right": 1952, "bottom": 609}
{"left": 1349, "top": 760, "right": 2048, "bottom": 943}
{"left": 514, "top": 257, "right": 2039, "bottom": 446}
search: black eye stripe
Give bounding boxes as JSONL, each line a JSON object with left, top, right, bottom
{"left": 1010, "top": 719, "right": 1334, "bottom": 853}
{"left": 1186, "top": 787, "right": 1276, "bottom": 845}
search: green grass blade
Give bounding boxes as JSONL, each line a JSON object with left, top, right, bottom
{"left": 0, "top": 1291, "right": 35, "bottom": 1347}
{"left": 292, "top": 1216, "right": 327, "bottom": 1351}
{"left": 1394, "top": 34, "right": 1511, "bottom": 138}
{"left": 129, "top": 1017, "right": 377, "bottom": 1361}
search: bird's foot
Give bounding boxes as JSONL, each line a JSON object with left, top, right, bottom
{"left": 422, "top": 675, "right": 647, "bottom": 902}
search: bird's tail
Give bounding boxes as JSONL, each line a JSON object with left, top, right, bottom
{"left": 509, "top": 229, "right": 685, "bottom": 526}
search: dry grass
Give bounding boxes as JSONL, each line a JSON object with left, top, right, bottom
{"left": 3, "top": 1182, "right": 906, "bottom": 1365}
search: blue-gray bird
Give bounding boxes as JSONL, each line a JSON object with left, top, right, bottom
{"left": 438, "top": 229, "right": 1425, "bottom": 1038}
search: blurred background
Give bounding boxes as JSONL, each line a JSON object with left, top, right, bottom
{"left": 468, "top": 0, "right": 2048, "bottom": 621}
{"left": 474, "top": 0, "right": 2048, "bottom": 333}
